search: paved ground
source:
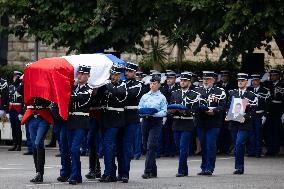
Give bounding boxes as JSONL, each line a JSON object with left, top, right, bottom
{"left": 0, "top": 146, "right": 284, "bottom": 189}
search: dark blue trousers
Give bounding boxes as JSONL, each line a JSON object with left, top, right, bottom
{"left": 81, "top": 130, "right": 89, "bottom": 155}
{"left": 58, "top": 121, "right": 71, "bottom": 178}
{"left": 28, "top": 116, "right": 49, "bottom": 150}
{"left": 230, "top": 128, "right": 249, "bottom": 171}
{"left": 217, "top": 121, "right": 231, "bottom": 154}
{"left": 9, "top": 109, "right": 22, "bottom": 146}
{"left": 88, "top": 117, "right": 100, "bottom": 150}
{"left": 266, "top": 113, "right": 282, "bottom": 155}
{"left": 25, "top": 123, "right": 33, "bottom": 153}
{"left": 67, "top": 128, "right": 85, "bottom": 182}
{"left": 157, "top": 118, "right": 176, "bottom": 156}
{"left": 117, "top": 123, "right": 137, "bottom": 178}
{"left": 142, "top": 117, "right": 162, "bottom": 175}
{"left": 248, "top": 117, "right": 263, "bottom": 156}
{"left": 173, "top": 131, "right": 193, "bottom": 175}
{"left": 102, "top": 127, "right": 119, "bottom": 177}
{"left": 197, "top": 127, "right": 220, "bottom": 172}
{"left": 54, "top": 121, "right": 62, "bottom": 145}
{"left": 133, "top": 123, "right": 142, "bottom": 159}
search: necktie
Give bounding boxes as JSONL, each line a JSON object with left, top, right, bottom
{"left": 240, "top": 91, "right": 243, "bottom": 97}
{"left": 254, "top": 88, "right": 257, "bottom": 93}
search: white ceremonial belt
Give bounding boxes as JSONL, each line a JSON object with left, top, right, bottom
{"left": 256, "top": 110, "right": 264, "bottom": 114}
{"left": 69, "top": 112, "right": 89, "bottom": 116}
{"left": 173, "top": 116, "right": 193, "bottom": 120}
{"left": 105, "top": 107, "right": 124, "bottom": 111}
{"left": 272, "top": 100, "right": 282, "bottom": 104}
{"left": 27, "top": 106, "right": 44, "bottom": 109}
{"left": 208, "top": 107, "right": 216, "bottom": 110}
{"left": 9, "top": 103, "right": 21, "bottom": 105}
{"left": 90, "top": 107, "right": 101, "bottom": 110}
{"left": 125, "top": 106, "right": 138, "bottom": 110}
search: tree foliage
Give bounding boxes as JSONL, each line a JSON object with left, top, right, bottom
{"left": 1, "top": 0, "right": 284, "bottom": 61}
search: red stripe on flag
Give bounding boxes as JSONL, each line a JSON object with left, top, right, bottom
{"left": 23, "top": 57, "right": 74, "bottom": 120}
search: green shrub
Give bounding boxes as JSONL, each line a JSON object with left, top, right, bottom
{"left": 139, "top": 59, "right": 241, "bottom": 75}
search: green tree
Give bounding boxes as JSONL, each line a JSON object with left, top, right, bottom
{"left": 0, "top": 0, "right": 157, "bottom": 54}
{"left": 1, "top": 0, "right": 284, "bottom": 63}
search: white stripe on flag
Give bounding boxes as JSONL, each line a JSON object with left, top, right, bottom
{"left": 63, "top": 54, "right": 113, "bottom": 88}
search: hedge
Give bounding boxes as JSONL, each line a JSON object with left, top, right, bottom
{"left": 139, "top": 60, "right": 241, "bottom": 75}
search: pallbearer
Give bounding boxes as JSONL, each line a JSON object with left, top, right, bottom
{"left": 65, "top": 65, "right": 93, "bottom": 185}
{"left": 21, "top": 97, "right": 53, "bottom": 183}
{"left": 99, "top": 65, "right": 127, "bottom": 183}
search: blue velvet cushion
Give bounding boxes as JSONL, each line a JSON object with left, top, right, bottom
{"left": 138, "top": 108, "right": 159, "bottom": 115}
{"left": 167, "top": 104, "right": 188, "bottom": 110}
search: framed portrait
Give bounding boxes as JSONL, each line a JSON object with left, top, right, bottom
{"left": 226, "top": 97, "right": 247, "bottom": 122}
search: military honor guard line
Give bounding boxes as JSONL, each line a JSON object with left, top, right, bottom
{"left": 0, "top": 60, "right": 283, "bottom": 185}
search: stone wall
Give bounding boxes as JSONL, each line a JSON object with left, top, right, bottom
{"left": 6, "top": 34, "right": 284, "bottom": 67}
{"left": 7, "top": 35, "right": 67, "bottom": 66}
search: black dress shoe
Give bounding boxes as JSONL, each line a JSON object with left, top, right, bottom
{"left": 8, "top": 146, "right": 17, "bottom": 151}
{"left": 233, "top": 169, "right": 244, "bottom": 175}
{"left": 57, "top": 176, "right": 69, "bottom": 182}
{"left": 203, "top": 171, "right": 213, "bottom": 176}
{"left": 55, "top": 154, "right": 61, "bottom": 157}
{"left": 45, "top": 144, "right": 56, "bottom": 148}
{"left": 176, "top": 173, "right": 188, "bottom": 177}
{"left": 30, "top": 172, "right": 43, "bottom": 183}
{"left": 95, "top": 170, "right": 101, "bottom": 178}
{"left": 265, "top": 152, "right": 277, "bottom": 156}
{"left": 117, "top": 175, "right": 122, "bottom": 181}
{"left": 68, "top": 180, "right": 78, "bottom": 185}
{"left": 247, "top": 154, "right": 255, "bottom": 157}
{"left": 121, "top": 176, "right": 128, "bottom": 183}
{"left": 23, "top": 151, "right": 33, "bottom": 155}
{"left": 142, "top": 173, "right": 157, "bottom": 179}
{"left": 197, "top": 171, "right": 205, "bottom": 175}
{"left": 141, "top": 173, "right": 151, "bottom": 179}
{"left": 85, "top": 171, "right": 96, "bottom": 179}
{"left": 99, "top": 175, "right": 117, "bottom": 182}
{"left": 15, "top": 146, "right": 21, "bottom": 151}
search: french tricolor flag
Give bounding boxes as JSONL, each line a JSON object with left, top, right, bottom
{"left": 23, "top": 53, "right": 124, "bottom": 121}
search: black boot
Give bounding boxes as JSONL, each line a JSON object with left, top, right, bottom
{"left": 30, "top": 149, "right": 38, "bottom": 183}
{"left": 8, "top": 145, "right": 17, "bottom": 151}
{"left": 30, "top": 149, "right": 45, "bottom": 183}
{"left": 95, "top": 154, "right": 101, "bottom": 178}
{"left": 30, "top": 172, "right": 43, "bottom": 183}
{"left": 32, "top": 149, "right": 37, "bottom": 170}
{"left": 15, "top": 130, "right": 22, "bottom": 151}
{"left": 8, "top": 131, "right": 17, "bottom": 151}
{"left": 85, "top": 147, "right": 98, "bottom": 179}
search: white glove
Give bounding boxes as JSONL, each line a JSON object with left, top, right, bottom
{"left": 281, "top": 114, "right": 284, "bottom": 124}
{"left": 6, "top": 114, "right": 9, "bottom": 120}
{"left": 162, "top": 117, "right": 167, "bottom": 125}
{"left": 261, "top": 116, "right": 266, "bottom": 125}
{"left": 140, "top": 118, "right": 143, "bottom": 123}
{"left": 18, "top": 114, "right": 23, "bottom": 121}
{"left": 0, "top": 110, "right": 4, "bottom": 118}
